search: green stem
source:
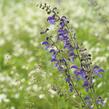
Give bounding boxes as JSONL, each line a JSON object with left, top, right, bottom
{"left": 64, "top": 61, "right": 90, "bottom": 109}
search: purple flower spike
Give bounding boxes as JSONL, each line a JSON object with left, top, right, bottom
{"left": 40, "top": 5, "right": 106, "bottom": 107}
{"left": 47, "top": 15, "right": 55, "bottom": 24}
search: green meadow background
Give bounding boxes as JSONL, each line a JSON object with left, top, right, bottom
{"left": 0, "top": 0, "right": 109, "bottom": 109}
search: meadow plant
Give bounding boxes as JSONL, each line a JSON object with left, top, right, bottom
{"left": 39, "top": 3, "right": 105, "bottom": 109}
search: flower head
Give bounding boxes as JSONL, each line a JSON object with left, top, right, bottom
{"left": 47, "top": 15, "right": 56, "bottom": 24}
{"left": 93, "top": 65, "right": 104, "bottom": 77}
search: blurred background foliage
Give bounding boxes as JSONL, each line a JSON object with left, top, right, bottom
{"left": 0, "top": 0, "right": 109, "bottom": 109}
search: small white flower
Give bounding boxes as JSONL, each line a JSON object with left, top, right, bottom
{"left": 48, "top": 89, "right": 57, "bottom": 95}
{"left": 0, "top": 93, "right": 7, "bottom": 103}
{"left": 39, "top": 94, "right": 45, "bottom": 99}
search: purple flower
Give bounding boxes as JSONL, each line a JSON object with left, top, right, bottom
{"left": 83, "top": 79, "right": 90, "bottom": 91}
{"left": 54, "top": 61, "right": 59, "bottom": 67}
{"left": 60, "top": 21, "right": 65, "bottom": 28}
{"left": 83, "top": 80, "right": 89, "bottom": 87}
{"left": 57, "top": 66, "right": 64, "bottom": 72}
{"left": 74, "top": 69, "right": 86, "bottom": 80}
{"left": 96, "top": 96, "right": 105, "bottom": 106}
{"left": 41, "top": 41, "right": 49, "bottom": 45}
{"left": 71, "top": 65, "right": 78, "bottom": 69}
{"left": 47, "top": 15, "right": 55, "bottom": 24}
{"left": 58, "top": 28, "right": 68, "bottom": 36}
{"left": 93, "top": 65, "right": 104, "bottom": 77}
{"left": 60, "top": 16, "right": 69, "bottom": 23}
{"left": 65, "top": 74, "right": 73, "bottom": 92}
{"left": 49, "top": 49, "right": 56, "bottom": 53}
{"left": 41, "top": 41, "right": 50, "bottom": 49}
{"left": 51, "top": 54, "right": 57, "bottom": 62}
{"left": 40, "top": 5, "right": 106, "bottom": 108}
{"left": 68, "top": 50, "right": 74, "bottom": 57}
{"left": 64, "top": 41, "right": 71, "bottom": 49}
{"left": 60, "top": 16, "right": 69, "bottom": 28}
{"left": 80, "top": 69, "right": 87, "bottom": 79}
{"left": 74, "top": 69, "right": 80, "bottom": 75}
{"left": 66, "top": 77, "right": 70, "bottom": 83}
{"left": 60, "top": 58, "right": 66, "bottom": 64}
{"left": 69, "top": 83, "right": 73, "bottom": 92}
{"left": 69, "top": 56, "right": 75, "bottom": 62}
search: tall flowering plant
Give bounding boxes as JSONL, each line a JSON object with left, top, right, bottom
{"left": 38, "top": 3, "right": 105, "bottom": 109}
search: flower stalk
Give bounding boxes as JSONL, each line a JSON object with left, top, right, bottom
{"left": 38, "top": 3, "right": 105, "bottom": 109}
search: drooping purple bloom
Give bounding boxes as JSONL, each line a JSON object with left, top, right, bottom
{"left": 80, "top": 69, "right": 87, "bottom": 79}
{"left": 47, "top": 15, "right": 55, "bottom": 24}
{"left": 83, "top": 80, "right": 89, "bottom": 87}
{"left": 59, "top": 16, "right": 69, "bottom": 28}
{"left": 66, "top": 77, "right": 70, "bottom": 83}
{"left": 58, "top": 28, "right": 68, "bottom": 36}
{"left": 71, "top": 65, "right": 78, "bottom": 69}
{"left": 64, "top": 40, "right": 71, "bottom": 49}
{"left": 60, "top": 58, "right": 66, "bottom": 64}
{"left": 51, "top": 54, "right": 57, "bottom": 62}
{"left": 41, "top": 41, "right": 51, "bottom": 49}
{"left": 93, "top": 65, "right": 104, "bottom": 77}
{"left": 60, "top": 16, "right": 69, "bottom": 23}
{"left": 83, "top": 79, "right": 91, "bottom": 91}
{"left": 49, "top": 49, "right": 56, "bottom": 53}
{"left": 74, "top": 68, "right": 86, "bottom": 80}
{"left": 60, "top": 21, "right": 65, "bottom": 28}
{"left": 58, "top": 34, "right": 64, "bottom": 40}
{"left": 54, "top": 61, "right": 59, "bottom": 67}
{"left": 41, "top": 41, "right": 49, "bottom": 45}
{"left": 74, "top": 69, "right": 80, "bottom": 75}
